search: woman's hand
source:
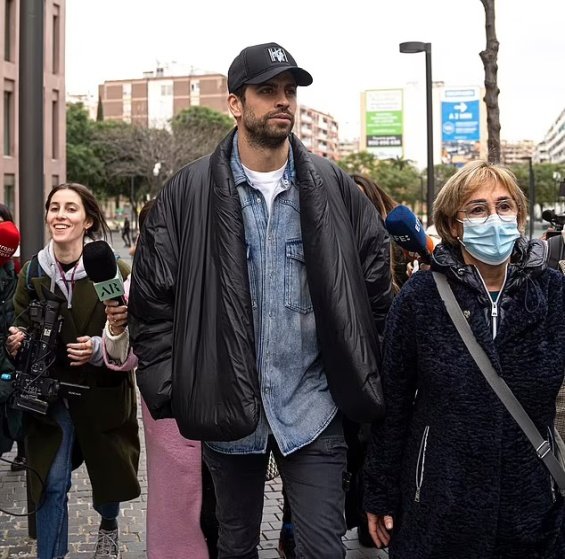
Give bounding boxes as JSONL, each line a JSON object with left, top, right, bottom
{"left": 104, "top": 300, "right": 128, "bottom": 336}
{"left": 367, "top": 512, "right": 394, "bottom": 548}
{"left": 67, "top": 336, "right": 93, "bottom": 367}
{"left": 6, "top": 326, "right": 26, "bottom": 357}
{"left": 406, "top": 259, "right": 431, "bottom": 278}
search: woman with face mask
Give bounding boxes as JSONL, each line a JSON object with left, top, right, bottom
{"left": 363, "top": 161, "right": 565, "bottom": 558}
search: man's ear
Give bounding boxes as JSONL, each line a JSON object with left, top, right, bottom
{"left": 228, "top": 94, "right": 243, "bottom": 119}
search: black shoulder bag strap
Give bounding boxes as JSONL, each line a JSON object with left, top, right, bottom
{"left": 432, "top": 271, "right": 565, "bottom": 490}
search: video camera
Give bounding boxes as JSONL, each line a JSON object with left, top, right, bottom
{"left": 542, "top": 209, "right": 565, "bottom": 235}
{"left": 2, "top": 286, "right": 88, "bottom": 416}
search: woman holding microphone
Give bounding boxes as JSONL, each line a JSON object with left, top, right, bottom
{"left": 7, "top": 183, "right": 140, "bottom": 559}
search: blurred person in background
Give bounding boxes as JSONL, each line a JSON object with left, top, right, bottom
{"left": 0, "top": 204, "right": 25, "bottom": 470}
{"left": 346, "top": 175, "right": 406, "bottom": 548}
{"left": 545, "top": 228, "right": 565, "bottom": 443}
{"left": 352, "top": 174, "right": 409, "bottom": 292}
{"left": 6, "top": 183, "right": 140, "bottom": 559}
{"left": 121, "top": 216, "right": 131, "bottom": 248}
{"left": 103, "top": 199, "right": 212, "bottom": 559}
{"left": 279, "top": 174, "right": 406, "bottom": 555}
{"left": 363, "top": 161, "right": 565, "bottom": 558}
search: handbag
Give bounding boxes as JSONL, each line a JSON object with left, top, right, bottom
{"left": 432, "top": 272, "right": 565, "bottom": 492}
{"left": 265, "top": 451, "right": 279, "bottom": 481}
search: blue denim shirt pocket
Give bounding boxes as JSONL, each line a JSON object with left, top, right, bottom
{"left": 284, "top": 239, "right": 313, "bottom": 314}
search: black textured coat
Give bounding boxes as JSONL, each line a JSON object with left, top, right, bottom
{"left": 129, "top": 130, "right": 392, "bottom": 441}
{"left": 363, "top": 239, "right": 565, "bottom": 558}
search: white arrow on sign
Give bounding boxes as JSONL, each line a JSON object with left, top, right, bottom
{"left": 454, "top": 102, "right": 468, "bottom": 112}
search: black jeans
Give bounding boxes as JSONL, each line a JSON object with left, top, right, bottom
{"left": 203, "top": 416, "right": 348, "bottom": 559}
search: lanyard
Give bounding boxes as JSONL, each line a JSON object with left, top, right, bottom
{"left": 55, "top": 259, "right": 79, "bottom": 294}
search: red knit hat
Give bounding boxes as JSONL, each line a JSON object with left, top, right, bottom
{"left": 0, "top": 221, "right": 20, "bottom": 266}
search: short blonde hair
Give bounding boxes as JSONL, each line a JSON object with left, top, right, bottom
{"left": 433, "top": 160, "right": 528, "bottom": 246}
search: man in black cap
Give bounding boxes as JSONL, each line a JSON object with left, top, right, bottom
{"left": 129, "top": 42, "right": 392, "bottom": 558}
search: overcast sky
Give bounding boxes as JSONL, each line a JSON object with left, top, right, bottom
{"left": 66, "top": 0, "right": 565, "bottom": 143}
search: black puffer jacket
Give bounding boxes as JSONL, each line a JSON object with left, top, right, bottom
{"left": 363, "top": 239, "right": 565, "bottom": 559}
{"left": 129, "top": 130, "right": 393, "bottom": 441}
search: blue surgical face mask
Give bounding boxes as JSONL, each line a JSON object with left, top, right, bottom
{"left": 459, "top": 214, "right": 520, "bottom": 265}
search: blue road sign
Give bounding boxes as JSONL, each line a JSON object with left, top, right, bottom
{"left": 441, "top": 99, "right": 480, "bottom": 142}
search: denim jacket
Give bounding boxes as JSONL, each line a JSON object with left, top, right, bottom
{"left": 207, "top": 133, "right": 337, "bottom": 456}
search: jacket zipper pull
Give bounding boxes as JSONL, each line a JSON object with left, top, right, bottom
{"left": 491, "top": 300, "right": 498, "bottom": 338}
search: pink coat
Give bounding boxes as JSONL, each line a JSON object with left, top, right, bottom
{"left": 102, "top": 278, "right": 208, "bottom": 559}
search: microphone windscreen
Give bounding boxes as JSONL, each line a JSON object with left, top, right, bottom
{"left": 83, "top": 241, "right": 118, "bottom": 283}
{"left": 542, "top": 209, "right": 555, "bottom": 223}
{"left": 385, "top": 205, "right": 430, "bottom": 255}
{"left": 0, "top": 222, "right": 20, "bottom": 267}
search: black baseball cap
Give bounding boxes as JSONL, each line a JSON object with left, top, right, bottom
{"left": 228, "top": 42, "right": 313, "bottom": 93}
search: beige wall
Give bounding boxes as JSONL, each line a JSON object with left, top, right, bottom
{"left": 0, "top": 0, "right": 66, "bottom": 225}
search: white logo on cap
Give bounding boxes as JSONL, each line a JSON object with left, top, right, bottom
{"left": 268, "top": 47, "right": 288, "bottom": 63}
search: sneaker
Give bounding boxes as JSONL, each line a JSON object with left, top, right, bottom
{"left": 10, "top": 456, "right": 26, "bottom": 472}
{"left": 93, "top": 528, "right": 120, "bottom": 558}
{"left": 278, "top": 522, "right": 296, "bottom": 559}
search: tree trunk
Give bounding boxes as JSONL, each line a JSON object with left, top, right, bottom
{"left": 480, "top": 0, "right": 501, "bottom": 163}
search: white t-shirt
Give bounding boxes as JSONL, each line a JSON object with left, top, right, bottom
{"left": 242, "top": 162, "right": 287, "bottom": 216}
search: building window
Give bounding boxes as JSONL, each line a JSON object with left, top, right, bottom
{"left": 52, "top": 4, "right": 60, "bottom": 74}
{"left": 52, "top": 90, "right": 59, "bottom": 159}
{"left": 52, "top": 175, "right": 59, "bottom": 187}
{"left": 3, "top": 81, "right": 14, "bottom": 156}
{"left": 4, "top": 0, "right": 14, "bottom": 62}
{"left": 3, "top": 174, "right": 15, "bottom": 215}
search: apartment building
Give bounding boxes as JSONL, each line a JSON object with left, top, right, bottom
{"left": 337, "top": 139, "right": 359, "bottom": 160}
{"left": 534, "top": 140, "right": 550, "bottom": 164}
{"left": 1, "top": 0, "right": 66, "bottom": 219}
{"left": 500, "top": 139, "right": 535, "bottom": 165}
{"left": 99, "top": 69, "right": 340, "bottom": 160}
{"left": 67, "top": 92, "right": 98, "bottom": 120}
{"left": 294, "top": 105, "right": 339, "bottom": 160}
{"left": 98, "top": 69, "right": 229, "bottom": 128}
{"left": 539, "top": 107, "right": 565, "bottom": 164}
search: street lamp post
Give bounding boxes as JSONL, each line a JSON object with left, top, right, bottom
{"left": 400, "top": 41, "right": 435, "bottom": 227}
{"left": 419, "top": 175, "right": 425, "bottom": 219}
{"left": 130, "top": 176, "right": 136, "bottom": 231}
{"left": 19, "top": 0, "right": 45, "bottom": 263}
{"left": 522, "top": 156, "right": 535, "bottom": 238}
{"left": 553, "top": 171, "right": 562, "bottom": 208}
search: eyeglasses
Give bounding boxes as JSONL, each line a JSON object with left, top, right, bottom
{"left": 457, "top": 199, "right": 519, "bottom": 225}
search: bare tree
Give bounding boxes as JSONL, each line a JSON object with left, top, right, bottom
{"left": 94, "top": 124, "right": 175, "bottom": 196}
{"left": 480, "top": 0, "right": 501, "bottom": 163}
{"left": 92, "top": 107, "right": 234, "bottom": 200}
{"left": 171, "top": 106, "right": 234, "bottom": 172}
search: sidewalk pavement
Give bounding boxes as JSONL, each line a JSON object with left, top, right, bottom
{"left": 0, "top": 430, "right": 386, "bottom": 558}
{"left": 0, "top": 242, "right": 387, "bottom": 559}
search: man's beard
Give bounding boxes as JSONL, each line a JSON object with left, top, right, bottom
{"left": 242, "top": 109, "right": 294, "bottom": 149}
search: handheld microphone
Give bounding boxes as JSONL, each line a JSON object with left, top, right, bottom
{"left": 385, "top": 205, "right": 436, "bottom": 263}
{"left": 0, "top": 221, "right": 20, "bottom": 267}
{"left": 542, "top": 209, "right": 556, "bottom": 223}
{"left": 82, "top": 241, "right": 125, "bottom": 304}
